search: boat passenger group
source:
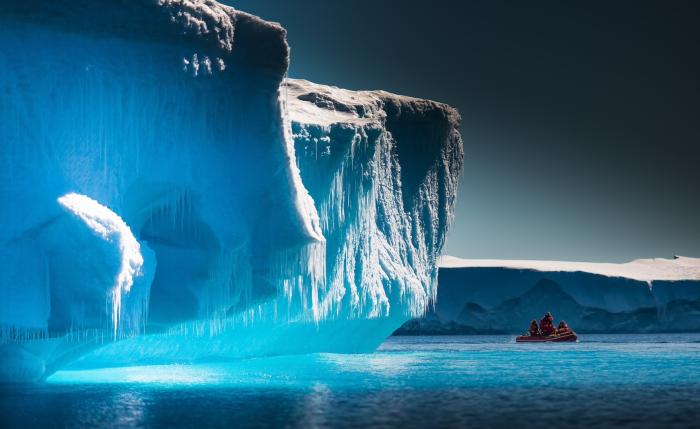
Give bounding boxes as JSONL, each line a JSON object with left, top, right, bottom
{"left": 528, "top": 312, "right": 572, "bottom": 337}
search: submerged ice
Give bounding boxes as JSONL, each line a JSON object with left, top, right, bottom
{"left": 0, "top": 1, "right": 463, "bottom": 381}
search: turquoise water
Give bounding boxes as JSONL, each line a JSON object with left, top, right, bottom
{"left": 3, "top": 334, "right": 700, "bottom": 428}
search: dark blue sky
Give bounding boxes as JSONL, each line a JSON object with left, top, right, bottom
{"left": 228, "top": 0, "right": 699, "bottom": 262}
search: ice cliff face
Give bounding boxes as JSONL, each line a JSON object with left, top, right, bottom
{"left": 287, "top": 79, "right": 463, "bottom": 321}
{"left": 0, "top": 1, "right": 463, "bottom": 381}
{"left": 396, "top": 256, "right": 700, "bottom": 335}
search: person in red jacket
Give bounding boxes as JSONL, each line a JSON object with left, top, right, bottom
{"left": 528, "top": 319, "right": 540, "bottom": 336}
{"left": 539, "top": 312, "right": 556, "bottom": 336}
{"left": 557, "top": 320, "right": 570, "bottom": 334}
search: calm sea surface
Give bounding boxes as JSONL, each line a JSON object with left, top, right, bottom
{"left": 2, "top": 334, "right": 700, "bottom": 428}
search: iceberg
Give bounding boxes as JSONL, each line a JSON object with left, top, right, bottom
{"left": 0, "top": 1, "right": 463, "bottom": 381}
{"left": 395, "top": 256, "right": 700, "bottom": 335}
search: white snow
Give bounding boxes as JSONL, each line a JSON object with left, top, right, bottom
{"left": 285, "top": 79, "right": 380, "bottom": 127}
{"left": 157, "top": 0, "right": 237, "bottom": 51}
{"left": 58, "top": 193, "right": 145, "bottom": 338}
{"left": 284, "top": 79, "right": 460, "bottom": 128}
{"left": 439, "top": 255, "right": 700, "bottom": 283}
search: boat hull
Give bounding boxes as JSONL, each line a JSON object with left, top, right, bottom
{"left": 516, "top": 331, "right": 578, "bottom": 343}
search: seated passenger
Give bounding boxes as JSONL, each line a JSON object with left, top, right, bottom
{"left": 529, "top": 319, "right": 540, "bottom": 336}
{"left": 557, "top": 320, "right": 570, "bottom": 334}
{"left": 540, "top": 312, "right": 556, "bottom": 336}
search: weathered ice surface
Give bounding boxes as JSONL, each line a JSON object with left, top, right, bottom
{"left": 0, "top": 1, "right": 463, "bottom": 381}
{"left": 287, "top": 79, "right": 463, "bottom": 321}
{"left": 396, "top": 256, "right": 700, "bottom": 335}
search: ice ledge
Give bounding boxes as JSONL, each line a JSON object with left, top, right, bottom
{"left": 439, "top": 255, "right": 700, "bottom": 283}
{"left": 284, "top": 79, "right": 461, "bottom": 128}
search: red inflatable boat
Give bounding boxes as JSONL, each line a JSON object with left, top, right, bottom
{"left": 516, "top": 330, "right": 578, "bottom": 343}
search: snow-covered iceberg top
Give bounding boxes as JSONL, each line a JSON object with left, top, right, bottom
{"left": 285, "top": 79, "right": 461, "bottom": 128}
{"left": 439, "top": 255, "right": 700, "bottom": 283}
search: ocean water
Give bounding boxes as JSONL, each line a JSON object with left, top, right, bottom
{"left": 2, "top": 334, "right": 700, "bottom": 428}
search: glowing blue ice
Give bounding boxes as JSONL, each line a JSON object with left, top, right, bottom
{"left": 0, "top": 0, "right": 463, "bottom": 382}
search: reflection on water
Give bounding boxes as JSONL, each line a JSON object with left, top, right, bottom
{"left": 299, "top": 383, "right": 332, "bottom": 429}
{"left": 2, "top": 334, "right": 700, "bottom": 428}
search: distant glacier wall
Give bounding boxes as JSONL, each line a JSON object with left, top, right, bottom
{"left": 396, "top": 257, "right": 700, "bottom": 335}
{"left": 0, "top": 1, "right": 463, "bottom": 380}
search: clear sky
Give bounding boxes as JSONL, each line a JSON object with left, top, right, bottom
{"left": 227, "top": 0, "right": 699, "bottom": 262}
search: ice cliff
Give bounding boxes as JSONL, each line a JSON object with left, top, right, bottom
{"left": 396, "top": 256, "right": 700, "bottom": 335}
{"left": 0, "top": 1, "right": 463, "bottom": 381}
{"left": 287, "top": 79, "right": 463, "bottom": 320}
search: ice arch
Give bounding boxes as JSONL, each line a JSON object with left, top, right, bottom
{"left": 57, "top": 193, "right": 149, "bottom": 337}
